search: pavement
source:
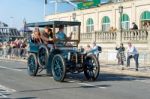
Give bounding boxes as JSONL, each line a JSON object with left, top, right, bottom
{"left": 0, "top": 59, "right": 150, "bottom": 99}
{"left": 0, "top": 57, "right": 150, "bottom": 78}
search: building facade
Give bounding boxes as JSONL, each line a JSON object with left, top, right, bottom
{"left": 45, "top": 0, "right": 150, "bottom": 33}
{"left": 0, "top": 28, "right": 21, "bottom": 42}
{"left": 45, "top": 0, "right": 150, "bottom": 65}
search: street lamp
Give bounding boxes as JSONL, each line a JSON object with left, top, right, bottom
{"left": 72, "top": 12, "right": 76, "bottom": 32}
{"left": 72, "top": 12, "right": 76, "bottom": 21}
{"left": 119, "top": 6, "right": 123, "bottom": 43}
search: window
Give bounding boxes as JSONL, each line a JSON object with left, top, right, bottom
{"left": 140, "top": 11, "right": 150, "bottom": 29}
{"left": 102, "top": 16, "right": 110, "bottom": 31}
{"left": 86, "top": 18, "right": 94, "bottom": 33}
{"left": 141, "top": 11, "right": 150, "bottom": 20}
{"left": 121, "top": 14, "right": 130, "bottom": 30}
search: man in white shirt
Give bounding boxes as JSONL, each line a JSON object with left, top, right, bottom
{"left": 127, "top": 42, "right": 139, "bottom": 71}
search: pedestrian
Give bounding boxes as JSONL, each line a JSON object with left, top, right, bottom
{"left": 127, "top": 42, "right": 139, "bottom": 71}
{"left": 90, "top": 42, "right": 102, "bottom": 58}
{"left": 116, "top": 43, "right": 126, "bottom": 65}
{"left": 79, "top": 46, "right": 84, "bottom": 53}
{"left": 85, "top": 44, "right": 92, "bottom": 53}
{"left": 131, "top": 22, "right": 138, "bottom": 30}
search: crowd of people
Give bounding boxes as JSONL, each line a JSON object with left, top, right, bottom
{"left": 0, "top": 39, "right": 27, "bottom": 59}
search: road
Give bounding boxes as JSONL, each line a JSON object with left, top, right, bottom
{"left": 0, "top": 60, "right": 150, "bottom": 99}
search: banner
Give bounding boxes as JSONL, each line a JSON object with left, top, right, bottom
{"left": 77, "top": 0, "right": 101, "bottom": 9}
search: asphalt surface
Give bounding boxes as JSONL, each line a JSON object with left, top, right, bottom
{"left": 0, "top": 60, "right": 150, "bottom": 99}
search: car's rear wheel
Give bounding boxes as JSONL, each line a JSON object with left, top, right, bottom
{"left": 37, "top": 45, "right": 49, "bottom": 69}
{"left": 27, "top": 53, "right": 39, "bottom": 76}
{"left": 84, "top": 54, "right": 100, "bottom": 81}
{"left": 52, "top": 54, "right": 66, "bottom": 82}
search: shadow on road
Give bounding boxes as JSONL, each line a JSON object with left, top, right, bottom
{"left": 9, "top": 97, "right": 36, "bottom": 99}
{"left": 99, "top": 73, "right": 150, "bottom": 81}
{"left": 65, "top": 72, "right": 150, "bottom": 82}
{"left": 14, "top": 67, "right": 27, "bottom": 70}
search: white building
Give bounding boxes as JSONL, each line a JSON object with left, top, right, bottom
{"left": 45, "top": 0, "right": 150, "bottom": 33}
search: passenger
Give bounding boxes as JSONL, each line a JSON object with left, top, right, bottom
{"left": 41, "top": 26, "right": 54, "bottom": 51}
{"left": 41, "top": 26, "right": 53, "bottom": 44}
{"left": 55, "top": 25, "right": 72, "bottom": 46}
{"left": 32, "top": 27, "right": 42, "bottom": 44}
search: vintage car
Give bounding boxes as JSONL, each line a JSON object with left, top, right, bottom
{"left": 26, "top": 21, "right": 100, "bottom": 82}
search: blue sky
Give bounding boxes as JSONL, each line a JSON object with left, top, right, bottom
{"left": 0, "top": 0, "right": 107, "bottom": 29}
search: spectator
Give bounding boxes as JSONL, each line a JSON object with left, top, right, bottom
{"left": 90, "top": 42, "right": 101, "bottom": 58}
{"left": 3, "top": 42, "right": 7, "bottom": 58}
{"left": 109, "top": 26, "right": 117, "bottom": 32}
{"left": 131, "top": 22, "right": 138, "bottom": 30}
{"left": 85, "top": 44, "right": 91, "bottom": 53}
{"left": 116, "top": 43, "right": 126, "bottom": 65}
{"left": 147, "top": 22, "right": 150, "bottom": 30}
{"left": 79, "top": 46, "right": 84, "bottom": 53}
{"left": 127, "top": 42, "right": 139, "bottom": 71}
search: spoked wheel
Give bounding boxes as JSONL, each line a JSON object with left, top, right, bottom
{"left": 84, "top": 54, "right": 100, "bottom": 81}
{"left": 27, "top": 53, "right": 39, "bottom": 76}
{"left": 37, "top": 45, "right": 49, "bottom": 71}
{"left": 52, "top": 54, "right": 66, "bottom": 82}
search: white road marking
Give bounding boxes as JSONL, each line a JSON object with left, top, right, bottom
{"left": 0, "top": 65, "right": 22, "bottom": 72}
{"left": 78, "top": 83, "right": 108, "bottom": 89}
{"left": 78, "top": 83, "right": 95, "bottom": 87}
{"left": 0, "top": 92, "right": 7, "bottom": 98}
{"left": 0, "top": 84, "right": 16, "bottom": 98}
{"left": 99, "top": 87, "right": 107, "bottom": 89}
{"left": 135, "top": 79, "right": 150, "bottom": 84}
{"left": 68, "top": 81, "right": 75, "bottom": 83}
{"left": 0, "top": 85, "right": 16, "bottom": 93}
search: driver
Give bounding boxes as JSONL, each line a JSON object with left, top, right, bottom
{"left": 55, "top": 25, "right": 72, "bottom": 46}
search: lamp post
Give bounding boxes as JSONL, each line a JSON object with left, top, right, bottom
{"left": 119, "top": 6, "right": 123, "bottom": 43}
{"left": 72, "top": 12, "right": 76, "bottom": 31}
{"left": 72, "top": 12, "right": 76, "bottom": 21}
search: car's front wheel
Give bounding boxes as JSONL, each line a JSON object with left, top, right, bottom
{"left": 51, "top": 54, "right": 66, "bottom": 82}
{"left": 84, "top": 54, "right": 100, "bottom": 81}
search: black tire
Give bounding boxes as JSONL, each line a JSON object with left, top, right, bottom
{"left": 27, "top": 53, "right": 39, "bottom": 76}
{"left": 84, "top": 54, "right": 100, "bottom": 81}
{"left": 51, "top": 54, "right": 66, "bottom": 82}
{"left": 37, "top": 45, "right": 49, "bottom": 69}
{"left": 46, "top": 49, "right": 61, "bottom": 76}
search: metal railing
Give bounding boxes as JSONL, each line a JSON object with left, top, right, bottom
{"left": 0, "top": 47, "right": 27, "bottom": 59}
